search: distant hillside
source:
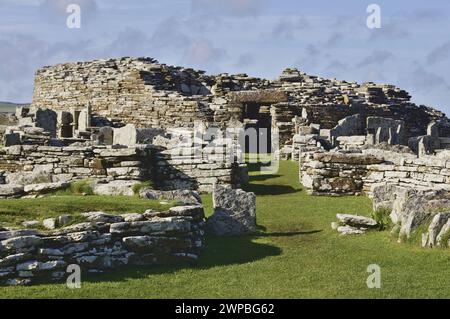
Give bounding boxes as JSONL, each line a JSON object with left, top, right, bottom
{"left": 0, "top": 101, "right": 29, "bottom": 113}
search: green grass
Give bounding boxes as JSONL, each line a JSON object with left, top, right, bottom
{"left": 0, "top": 196, "right": 173, "bottom": 229}
{"left": 371, "top": 208, "right": 393, "bottom": 231}
{"left": 132, "top": 181, "right": 154, "bottom": 195}
{"left": 2, "top": 161, "right": 450, "bottom": 298}
{"left": 53, "top": 180, "right": 94, "bottom": 196}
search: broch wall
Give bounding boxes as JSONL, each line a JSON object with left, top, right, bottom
{"left": 30, "top": 57, "right": 450, "bottom": 146}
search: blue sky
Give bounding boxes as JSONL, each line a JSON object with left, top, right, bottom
{"left": 1, "top": 0, "right": 450, "bottom": 115}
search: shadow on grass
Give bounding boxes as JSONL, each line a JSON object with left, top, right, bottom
{"left": 248, "top": 174, "right": 282, "bottom": 182}
{"left": 28, "top": 224, "right": 322, "bottom": 287}
{"left": 246, "top": 161, "right": 266, "bottom": 173}
{"left": 63, "top": 234, "right": 287, "bottom": 286}
{"left": 199, "top": 235, "right": 282, "bottom": 267}
{"left": 255, "top": 230, "right": 322, "bottom": 238}
{"left": 243, "top": 183, "right": 299, "bottom": 196}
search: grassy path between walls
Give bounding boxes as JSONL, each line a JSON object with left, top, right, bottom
{"left": 1, "top": 161, "right": 450, "bottom": 298}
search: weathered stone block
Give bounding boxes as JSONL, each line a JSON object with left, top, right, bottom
{"left": 206, "top": 185, "right": 256, "bottom": 236}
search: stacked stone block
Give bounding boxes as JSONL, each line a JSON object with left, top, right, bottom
{"left": 300, "top": 152, "right": 383, "bottom": 196}
{"left": 32, "top": 58, "right": 214, "bottom": 129}
{"left": 0, "top": 206, "right": 205, "bottom": 286}
{"left": 30, "top": 57, "right": 450, "bottom": 149}
{"left": 153, "top": 133, "right": 245, "bottom": 193}
{"left": 300, "top": 148, "right": 450, "bottom": 196}
{"left": 0, "top": 145, "right": 153, "bottom": 198}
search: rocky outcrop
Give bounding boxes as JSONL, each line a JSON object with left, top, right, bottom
{"left": 206, "top": 186, "right": 256, "bottom": 236}
{"left": 0, "top": 206, "right": 205, "bottom": 286}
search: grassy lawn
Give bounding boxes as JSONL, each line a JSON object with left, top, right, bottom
{"left": 1, "top": 160, "right": 450, "bottom": 298}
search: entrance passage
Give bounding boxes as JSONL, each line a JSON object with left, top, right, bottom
{"left": 243, "top": 102, "right": 272, "bottom": 154}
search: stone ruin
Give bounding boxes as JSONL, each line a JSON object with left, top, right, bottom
{"left": 2, "top": 56, "right": 450, "bottom": 284}
{"left": 294, "top": 107, "right": 450, "bottom": 244}
{"left": 3, "top": 58, "right": 450, "bottom": 194}
{"left": 0, "top": 101, "right": 248, "bottom": 198}
{"left": 29, "top": 57, "right": 450, "bottom": 147}
{"left": 1, "top": 56, "right": 447, "bottom": 199}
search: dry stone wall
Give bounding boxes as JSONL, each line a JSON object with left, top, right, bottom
{"left": 362, "top": 150, "right": 450, "bottom": 195}
{"left": 153, "top": 130, "right": 246, "bottom": 193}
{"left": 0, "top": 141, "right": 245, "bottom": 197}
{"left": 32, "top": 57, "right": 214, "bottom": 129}
{"left": 300, "top": 152, "right": 384, "bottom": 196}
{"left": 300, "top": 148, "right": 450, "bottom": 196}
{"left": 0, "top": 145, "right": 153, "bottom": 198}
{"left": 30, "top": 57, "right": 450, "bottom": 150}
{"left": 0, "top": 206, "right": 205, "bottom": 286}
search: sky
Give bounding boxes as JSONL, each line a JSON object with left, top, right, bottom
{"left": 1, "top": 0, "right": 450, "bottom": 115}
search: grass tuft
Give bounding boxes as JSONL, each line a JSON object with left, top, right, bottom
{"left": 371, "top": 207, "right": 392, "bottom": 231}
{"left": 132, "top": 181, "right": 154, "bottom": 195}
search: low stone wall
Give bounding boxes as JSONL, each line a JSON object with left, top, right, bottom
{"left": 154, "top": 138, "right": 246, "bottom": 193}
{"left": 0, "top": 206, "right": 205, "bottom": 286}
{"left": 362, "top": 150, "right": 450, "bottom": 195}
{"left": 0, "top": 140, "right": 246, "bottom": 197}
{"left": 300, "top": 152, "right": 383, "bottom": 196}
{"left": 0, "top": 145, "right": 153, "bottom": 198}
{"left": 300, "top": 149, "right": 450, "bottom": 196}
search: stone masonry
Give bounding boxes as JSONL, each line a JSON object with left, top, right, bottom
{"left": 0, "top": 205, "right": 205, "bottom": 286}
{"left": 31, "top": 57, "right": 450, "bottom": 149}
